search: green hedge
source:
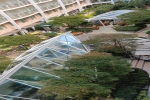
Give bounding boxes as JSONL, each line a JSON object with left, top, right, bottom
{"left": 146, "top": 30, "right": 150, "bottom": 34}
{"left": 114, "top": 68, "right": 149, "bottom": 100}
{"left": 66, "top": 28, "right": 92, "bottom": 32}
{"left": 0, "top": 35, "right": 42, "bottom": 49}
{"left": 114, "top": 25, "right": 146, "bottom": 31}
{"left": 0, "top": 56, "right": 11, "bottom": 73}
{"left": 44, "top": 33, "right": 57, "bottom": 37}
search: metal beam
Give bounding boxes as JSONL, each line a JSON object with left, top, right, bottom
{"left": 57, "top": 0, "right": 69, "bottom": 16}
{"left": 76, "top": 0, "right": 83, "bottom": 11}
{"left": 0, "top": 10, "right": 25, "bottom": 34}
{"left": 28, "top": 0, "right": 48, "bottom": 22}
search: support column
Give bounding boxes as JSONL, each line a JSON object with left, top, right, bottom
{"left": 57, "top": 0, "right": 69, "bottom": 16}
{"left": 99, "top": 20, "right": 107, "bottom": 29}
{"left": 76, "top": 0, "right": 83, "bottom": 11}
{"left": 28, "top": 0, "right": 48, "bottom": 22}
{"left": 0, "top": 10, "right": 25, "bottom": 34}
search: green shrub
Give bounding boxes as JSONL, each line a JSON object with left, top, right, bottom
{"left": 94, "top": 5, "right": 114, "bottom": 15}
{"left": 114, "top": 68, "right": 149, "bottom": 100}
{"left": 0, "top": 34, "right": 42, "bottom": 49}
{"left": 44, "top": 33, "right": 57, "bottom": 37}
{"left": 34, "top": 24, "right": 44, "bottom": 30}
{"left": 114, "top": 25, "right": 146, "bottom": 31}
{"left": 135, "top": 90, "right": 149, "bottom": 100}
{"left": 146, "top": 30, "right": 150, "bottom": 34}
{"left": 66, "top": 28, "right": 92, "bottom": 32}
{"left": 35, "top": 23, "right": 52, "bottom": 30}
{"left": 112, "top": 4, "right": 135, "bottom": 10}
{"left": 0, "top": 56, "right": 11, "bottom": 73}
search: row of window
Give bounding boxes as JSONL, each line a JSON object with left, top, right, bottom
{"left": 0, "top": 15, "right": 36, "bottom": 30}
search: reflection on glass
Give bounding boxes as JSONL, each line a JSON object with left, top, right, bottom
{"left": 25, "top": 57, "right": 62, "bottom": 70}
{"left": 0, "top": 79, "right": 38, "bottom": 98}
{"left": 10, "top": 67, "right": 54, "bottom": 82}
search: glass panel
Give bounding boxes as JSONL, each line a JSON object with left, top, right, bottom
{"left": 71, "top": 43, "right": 87, "bottom": 51}
{"left": 50, "top": 41, "right": 69, "bottom": 52}
{"left": 9, "top": 79, "right": 42, "bottom": 88}
{"left": 38, "top": 48, "right": 69, "bottom": 64}
{"left": 25, "top": 57, "right": 62, "bottom": 70}
{"left": 10, "top": 67, "right": 54, "bottom": 82}
{"left": 67, "top": 45, "right": 87, "bottom": 55}
{"left": 66, "top": 35, "right": 79, "bottom": 43}
{"left": 59, "top": 35, "right": 67, "bottom": 42}
{"left": 39, "top": 48, "right": 57, "bottom": 58}
{"left": 0, "top": 79, "right": 38, "bottom": 98}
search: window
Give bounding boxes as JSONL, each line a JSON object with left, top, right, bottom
{"left": 46, "top": 11, "right": 50, "bottom": 14}
{"left": 60, "top": 7, "right": 63, "bottom": 10}
{"left": 20, "top": 18, "right": 27, "bottom": 23}
{"left": 9, "top": 22, "right": 14, "bottom": 26}
{"left": 0, "top": 25, "right": 6, "bottom": 30}
{"left": 30, "top": 16, "right": 35, "bottom": 20}
{"left": 53, "top": 9, "right": 57, "bottom": 12}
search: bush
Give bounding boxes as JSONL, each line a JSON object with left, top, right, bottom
{"left": 0, "top": 56, "right": 11, "bottom": 73}
{"left": 112, "top": 4, "right": 135, "bottom": 10}
{"left": 35, "top": 23, "right": 52, "bottom": 30}
{"left": 146, "top": 30, "right": 150, "bottom": 34}
{"left": 94, "top": 5, "right": 114, "bottom": 15}
{"left": 114, "top": 68, "right": 149, "bottom": 100}
{"left": 43, "top": 33, "right": 57, "bottom": 37}
{"left": 114, "top": 25, "right": 146, "bottom": 31}
{"left": 66, "top": 28, "right": 92, "bottom": 33}
{"left": 0, "top": 35, "right": 42, "bottom": 49}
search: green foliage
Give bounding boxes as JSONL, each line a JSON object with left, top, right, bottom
{"left": 146, "top": 30, "right": 150, "bottom": 34}
{"left": 129, "top": 0, "right": 146, "bottom": 9}
{"left": 94, "top": 5, "right": 114, "bottom": 15}
{"left": 39, "top": 53, "right": 130, "bottom": 99}
{"left": 50, "top": 15, "right": 85, "bottom": 28}
{"left": 135, "top": 90, "right": 149, "bottom": 100}
{"left": 35, "top": 23, "right": 52, "bottom": 30}
{"left": 43, "top": 33, "right": 57, "bottom": 37}
{"left": 83, "top": 34, "right": 137, "bottom": 56}
{"left": 85, "top": 12, "right": 96, "bottom": 18}
{"left": 66, "top": 27, "right": 92, "bottom": 32}
{"left": 0, "top": 35, "right": 42, "bottom": 49}
{"left": 115, "top": 86, "right": 138, "bottom": 100}
{"left": 114, "top": 25, "right": 146, "bottom": 31}
{"left": 119, "top": 10, "right": 150, "bottom": 25}
{"left": 112, "top": 3, "right": 135, "bottom": 10}
{"left": 115, "top": 68, "right": 149, "bottom": 100}
{"left": 0, "top": 56, "right": 11, "bottom": 73}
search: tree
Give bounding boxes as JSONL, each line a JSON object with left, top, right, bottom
{"left": 38, "top": 52, "right": 130, "bottom": 100}
{"left": 50, "top": 15, "right": 85, "bottom": 28}
{"left": 83, "top": 34, "right": 137, "bottom": 57}
{"left": 129, "top": 0, "right": 146, "bottom": 8}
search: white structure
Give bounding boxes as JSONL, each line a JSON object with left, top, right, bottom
{"left": 0, "top": 0, "right": 114, "bottom": 36}
{"left": 86, "top": 10, "right": 135, "bottom": 27}
{"left": 0, "top": 32, "right": 89, "bottom": 99}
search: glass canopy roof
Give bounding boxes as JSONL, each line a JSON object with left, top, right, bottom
{"left": 0, "top": 31, "right": 89, "bottom": 99}
{"left": 86, "top": 10, "right": 135, "bottom": 22}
